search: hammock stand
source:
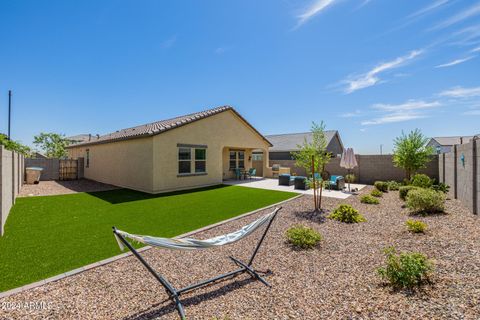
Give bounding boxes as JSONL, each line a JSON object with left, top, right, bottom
{"left": 112, "top": 207, "right": 281, "bottom": 320}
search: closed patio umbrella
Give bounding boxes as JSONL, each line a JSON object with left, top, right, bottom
{"left": 340, "top": 148, "right": 358, "bottom": 191}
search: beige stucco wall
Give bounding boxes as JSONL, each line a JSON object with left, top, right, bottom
{"left": 68, "top": 137, "right": 154, "bottom": 192}
{"left": 68, "top": 109, "right": 270, "bottom": 193}
{"left": 152, "top": 110, "right": 270, "bottom": 193}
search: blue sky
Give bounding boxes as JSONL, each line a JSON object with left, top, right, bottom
{"left": 1, "top": 0, "right": 479, "bottom": 154}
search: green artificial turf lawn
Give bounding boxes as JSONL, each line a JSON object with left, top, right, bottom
{"left": 0, "top": 185, "right": 295, "bottom": 292}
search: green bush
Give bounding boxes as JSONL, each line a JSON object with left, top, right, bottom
{"left": 406, "top": 188, "right": 446, "bottom": 214}
{"left": 387, "top": 181, "right": 401, "bottom": 191}
{"left": 361, "top": 195, "right": 379, "bottom": 204}
{"left": 345, "top": 173, "right": 356, "bottom": 183}
{"left": 371, "top": 189, "right": 383, "bottom": 197}
{"left": 406, "top": 219, "right": 427, "bottom": 233}
{"left": 410, "top": 174, "right": 433, "bottom": 188}
{"left": 431, "top": 182, "right": 450, "bottom": 194}
{"left": 374, "top": 181, "right": 389, "bottom": 192}
{"left": 399, "top": 185, "right": 419, "bottom": 200}
{"left": 328, "top": 204, "right": 366, "bottom": 223}
{"left": 377, "top": 247, "right": 433, "bottom": 289}
{"left": 286, "top": 225, "right": 322, "bottom": 249}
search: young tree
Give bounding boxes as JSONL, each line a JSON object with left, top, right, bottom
{"left": 292, "top": 121, "right": 332, "bottom": 211}
{"left": 392, "top": 129, "right": 434, "bottom": 180}
{"left": 33, "top": 132, "right": 70, "bottom": 158}
{"left": 0, "top": 133, "right": 31, "bottom": 156}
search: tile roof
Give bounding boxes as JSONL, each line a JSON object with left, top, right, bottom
{"left": 67, "top": 106, "right": 271, "bottom": 148}
{"left": 430, "top": 136, "right": 474, "bottom": 146}
{"left": 266, "top": 131, "right": 340, "bottom": 152}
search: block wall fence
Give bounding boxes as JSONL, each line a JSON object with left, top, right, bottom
{"left": 439, "top": 138, "right": 479, "bottom": 214}
{"left": 0, "top": 146, "right": 25, "bottom": 236}
{"left": 270, "top": 154, "right": 439, "bottom": 185}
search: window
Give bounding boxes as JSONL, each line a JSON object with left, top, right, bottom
{"left": 195, "top": 149, "right": 206, "bottom": 173}
{"left": 252, "top": 153, "right": 263, "bottom": 161}
{"left": 86, "top": 149, "right": 90, "bottom": 168}
{"left": 178, "top": 146, "right": 207, "bottom": 175}
{"left": 229, "top": 150, "right": 245, "bottom": 170}
{"left": 178, "top": 148, "right": 191, "bottom": 174}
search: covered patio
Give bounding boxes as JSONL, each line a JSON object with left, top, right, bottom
{"left": 223, "top": 177, "right": 366, "bottom": 199}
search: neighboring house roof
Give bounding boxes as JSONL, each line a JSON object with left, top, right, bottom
{"left": 266, "top": 131, "right": 343, "bottom": 152}
{"left": 66, "top": 106, "right": 272, "bottom": 148}
{"left": 428, "top": 136, "right": 474, "bottom": 147}
{"left": 67, "top": 134, "right": 98, "bottom": 145}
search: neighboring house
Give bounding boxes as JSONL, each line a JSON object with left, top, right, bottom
{"left": 258, "top": 131, "right": 344, "bottom": 176}
{"left": 66, "top": 134, "right": 99, "bottom": 145}
{"left": 427, "top": 136, "right": 473, "bottom": 154}
{"left": 67, "top": 106, "right": 272, "bottom": 193}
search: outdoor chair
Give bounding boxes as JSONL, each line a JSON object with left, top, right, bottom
{"left": 278, "top": 174, "right": 294, "bottom": 186}
{"left": 294, "top": 176, "right": 309, "bottom": 190}
{"left": 246, "top": 168, "right": 256, "bottom": 179}
{"left": 328, "top": 175, "right": 345, "bottom": 190}
{"left": 234, "top": 168, "right": 242, "bottom": 180}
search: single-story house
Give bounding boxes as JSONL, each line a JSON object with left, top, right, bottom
{"left": 427, "top": 136, "right": 473, "bottom": 154}
{"left": 66, "top": 134, "right": 99, "bottom": 145}
{"left": 252, "top": 131, "right": 344, "bottom": 176}
{"left": 67, "top": 106, "right": 272, "bottom": 193}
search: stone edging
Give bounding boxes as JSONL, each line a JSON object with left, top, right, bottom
{"left": 0, "top": 194, "right": 303, "bottom": 299}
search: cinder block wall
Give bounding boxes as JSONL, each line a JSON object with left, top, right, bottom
{"left": 25, "top": 158, "right": 60, "bottom": 180}
{"left": 0, "top": 146, "right": 25, "bottom": 236}
{"left": 270, "top": 154, "right": 439, "bottom": 184}
{"left": 439, "top": 139, "right": 479, "bottom": 214}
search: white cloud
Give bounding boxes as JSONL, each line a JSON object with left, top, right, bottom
{"left": 463, "top": 110, "right": 480, "bottom": 115}
{"left": 361, "top": 99, "right": 440, "bottom": 125}
{"left": 339, "top": 110, "right": 361, "bottom": 118}
{"left": 408, "top": 0, "right": 449, "bottom": 19}
{"left": 161, "top": 35, "right": 177, "bottom": 49}
{"left": 372, "top": 100, "right": 441, "bottom": 111}
{"left": 295, "top": 0, "right": 336, "bottom": 28}
{"left": 214, "top": 47, "right": 228, "bottom": 55}
{"left": 431, "top": 2, "right": 480, "bottom": 30}
{"left": 342, "top": 50, "right": 423, "bottom": 93}
{"left": 472, "top": 46, "right": 480, "bottom": 53}
{"left": 435, "top": 56, "right": 476, "bottom": 68}
{"left": 439, "top": 86, "right": 480, "bottom": 98}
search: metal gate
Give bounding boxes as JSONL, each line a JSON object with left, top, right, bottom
{"left": 59, "top": 159, "right": 78, "bottom": 180}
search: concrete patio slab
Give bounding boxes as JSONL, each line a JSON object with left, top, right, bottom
{"left": 223, "top": 178, "right": 366, "bottom": 199}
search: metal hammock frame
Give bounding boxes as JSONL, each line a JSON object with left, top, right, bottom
{"left": 112, "top": 207, "right": 281, "bottom": 319}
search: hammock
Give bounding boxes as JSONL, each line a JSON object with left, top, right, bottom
{"left": 112, "top": 207, "right": 281, "bottom": 320}
{"left": 113, "top": 210, "right": 275, "bottom": 251}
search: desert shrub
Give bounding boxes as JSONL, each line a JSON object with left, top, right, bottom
{"left": 345, "top": 173, "right": 356, "bottom": 183}
{"left": 406, "top": 188, "right": 446, "bottom": 214}
{"left": 286, "top": 225, "right": 322, "bottom": 249}
{"left": 399, "top": 185, "right": 419, "bottom": 200}
{"left": 371, "top": 189, "right": 383, "bottom": 197}
{"left": 328, "top": 204, "right": 366, "bottom": 223}
{"left": 431, "top": 182, "right": 450, "bottom": 194}
{"left": 374, "top": 181, "right": 389, "bottom": 192}
{"left": 410, "top": 174, "right": 433, "bottom": 188}
{"left": 406, "top": 220, "right": 427, "bottom": 233}
{"left": 377, "top": 247, "right": 433, "bottom": 289}
{"left": 361, "top": 195, "right": 379, "bottom": 204}
{"left": 387, "top": 181, "right": 401, "bottom": 191}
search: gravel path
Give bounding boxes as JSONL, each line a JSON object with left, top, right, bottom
{"left": 1, "top": 187, "right": 479, "bottom": 319}
{"left": 19, "top": 179, "right": 119, "bottom": 197}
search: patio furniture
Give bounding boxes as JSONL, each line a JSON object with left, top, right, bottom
{"left": 328, "top": 175, "right": 345, "bottom": 190}
{"left": 294, "top": 176, "right": 309, "bottom": 190}
{"left": 246, "top": 168, "right": 256, "bottom": 180}
{"left": 279, "top": 174, "right": 294, "bottom": 186}
{"left": 271, "top": 164, "right": 280, "bottom": 178}
{"left": 112, "top": 207, "right": 282, "bottom": 320}
{"left": 234, "top": 168, "right": 242, "bottom": 180}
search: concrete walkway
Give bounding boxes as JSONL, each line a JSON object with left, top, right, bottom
{"left": 224, "top": 178, "right": 366, "bottom": 199}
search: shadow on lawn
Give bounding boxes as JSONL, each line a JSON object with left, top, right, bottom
{"left": 86, "top": 184, "right": 230, "bottom": 204}
{"left": 122, "top": 277, "right": 256, "bottom": 320}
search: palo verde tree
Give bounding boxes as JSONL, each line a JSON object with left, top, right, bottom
{"left": 292, "top": 121, "right": 332, "bottom": 211}
{"left": 33, "top": 132, "right": 70, "bottom": 159}
{"left": 392, "top": 129, "right": 434, "bottom": 180}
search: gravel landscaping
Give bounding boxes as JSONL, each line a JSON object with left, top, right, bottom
{"left": 19, "top": 179, "right": 119, "bottom": 197}
{"left": 1, "top": 186, "right": 480, "bottom": 319}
